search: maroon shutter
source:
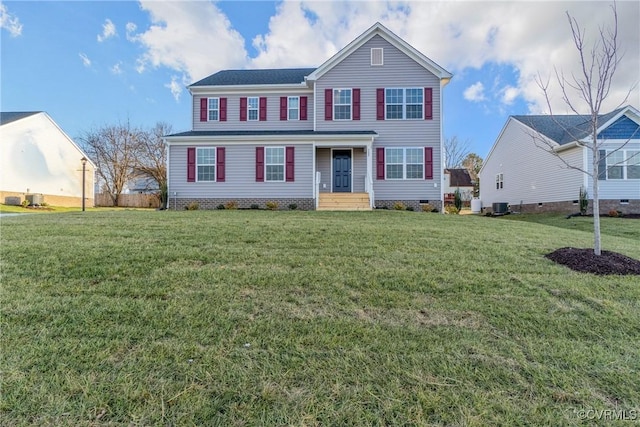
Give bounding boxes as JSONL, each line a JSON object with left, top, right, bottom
{"left": 285, "top": 146, "right": 295, "bottom": 182}
{"left": 425, "top": 147, "right": 433, "bottom": 179}
{"left": 424, "top": 88, "right": 433, "bottom": 120}
{"left": 187, "top": 147, "right": 196, "bottom": 182}
{"left": 240, "top": 97, "right": 247, "bottom": 121}
{"left": 324, "top": 89, "right": 333, "bottom": 121}
{"left": 300, "top": 96, "right": 308, "bottom": 120}
{"left": 200, "top": 98, "right": 207, "bottom": 122}
{"left": 216, "top": 147, "right": 225, "bottom": 182}
{"left": 220, "top": 97, "right": 227, "bottom": 121}
{"left": 280, "top": 97, "right": 287, "bottom": 121}
{"left": 256, "top": 147, "right": 264, "bottom": 182}
{"left": 259, "top": 97, "right": 267, "bottom": 121}
{"left": 376, "top": 89, "right": 385, "bottom": 120}
{"left": 376, "top": 147, "right": 385, "bottom": 180}
{"left": 353, "top": 88, "right": 361, "bottom": 120}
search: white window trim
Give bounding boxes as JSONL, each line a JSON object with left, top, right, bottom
{"left": 333, "top": 88, "right": 352, "bottom": 121}
{"left": 371, "top": 48, "right": 384, "bottom": 66}
{"left": 196, "top": 147, "right": 216, "bottom": 182}
{"left": 385, "top": 147, "right": 424, "bottom": 180}
{"left": 288, "top": 96, "right": 299, "bottom": 121}
{"left": 208, "top": 97, "right": 219, "bottom": 122}
{"left": 384, "top": 88, "right": 423, "bottom": 120}
{"left": 247, "top": 97, "right": 259, "bottom": 121}
{"left": 496, "top": 173, "right": 503, "bottom": 189}
{"left": 606, "top": 149, "right": 640, "bottom": 180}
{"left": 265, "top": 146, "right": 285, "bottom": 182}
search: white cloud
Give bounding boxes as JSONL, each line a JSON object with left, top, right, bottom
{"left": 165, "top": 75, "right": 186, "bottom": 101}
{"left": 111, "top": 62, "right": 123, "bottom": 75}
{"left": 0, "top": 3, "right": 23, "bottom": 37}
{"left": 464, "top": 82, "right": 486, "bottom": 102}
{"left": 130, "top": 1, "right": 247, "bottom": 85}
{"left": 125, "top": 22, "right": 137, "bottom": 41}
{"left": 97, "top": 18, "right": 116, "bottom": 42}
{"left": 79, "top": 52, "right": 92, "bottom": 67}
{"left": 501, "top": 86, "right": 519, "bottom": 106}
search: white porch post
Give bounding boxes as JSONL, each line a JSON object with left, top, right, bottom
{"left": 366, "top": 139, "right": 374, "bottom": 208}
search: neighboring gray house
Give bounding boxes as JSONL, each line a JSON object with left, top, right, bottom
{"left": 165, "top": 22, "right": 452, "bottom": 210}
{"left": 479, "top": 105, "right": 640, "bottom": 214}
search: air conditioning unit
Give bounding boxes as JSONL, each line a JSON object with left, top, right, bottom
{"left": 492, "top": 202, "right": 509, "bottom": 216}
{"left": 25, "top": 194, "right": 44, "bottom": 205}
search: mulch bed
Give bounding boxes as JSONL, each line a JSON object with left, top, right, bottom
{"left": 545, "top": 247, "right": 640, "bottom": 275}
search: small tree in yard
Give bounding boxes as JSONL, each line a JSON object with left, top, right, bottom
{"left": 444, "top": 136, "right": 472, "bottom": 168}
{"left": 136, "top": 122, "right": 171, "bottom": 209}
{"left": 534, "top": 2, "right": 637, "bottom": 256}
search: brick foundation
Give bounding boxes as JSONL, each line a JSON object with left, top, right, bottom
{"left": 375, "top": 199, "right": 442, "bottom": 212}
{"left": 482, "top": 199, "right": 640, "bottom": 215}
{"left": 170, "top": 197, "right": 315, "bottom": 211}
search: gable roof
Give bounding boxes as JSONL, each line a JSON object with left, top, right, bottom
{"left": 306, "top": 22, "right": 452, "bottom": 83}
{"left": 512, "top": 107, "right": 626, "bottom": 145}
{"left": 0, "top": 111, "right": 41, "bottom": 126}
{"left": 445, "top": 168, "right": 474, "bottom": 187}
{"left": 191, "top": 68, "right": 316, "bottom": 87}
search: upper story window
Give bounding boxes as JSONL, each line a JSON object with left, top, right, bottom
{"left": 371, "top": 48, "right": 384, "bottom": 66}
{"left": 496, "top": 173, "right": 503, "bottom": 189}
{"left": 385, "top": 88, "right": 423, "bottom": 120}
{"left": 385, "top": 147, "right": 424, "bottom": 180}
{"left": 208, "top": 98, "right": 219, "bottom": 121}
{"left": 197, "top": 147, "right": 216, "bottom": 181}
{"left": 333, "top": 89, "right": 352, "bottom": 120}
{"left": 248, "top": 97, "right": 259, "bottom": 121}
{"left": 265, "top": 147, "right": 285, "bottom": 181}
{"left": 288, "top": 97, "right": 299, "bottom": 120}
{"left": 606, "top": 150, "right": 640, "bottom": 179}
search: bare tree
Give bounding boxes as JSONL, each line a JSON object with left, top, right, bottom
{"left": 81, "top": 122, "right": 143, "bottom": 206}
{"left": 534, "top": 2, "right": 636, "bottom": 255}
{"left": 136, "top": 122, "right": 170, "bottom": 208}
{"left": 444, "top": 136, "right": 471, "bottom": 169}
{"left": 462, "top": 153, "right": 483, "bottom": 197}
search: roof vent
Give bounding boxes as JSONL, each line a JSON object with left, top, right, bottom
{"left": 371, "top": 48, "right": 383, "bottom": 66}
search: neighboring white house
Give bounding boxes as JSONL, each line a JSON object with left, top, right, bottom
{"left": 479, "top": 105, "right": 640, "bottom": 214}
{"left": 0, "top": 111, "right": 95, "bottom": 207}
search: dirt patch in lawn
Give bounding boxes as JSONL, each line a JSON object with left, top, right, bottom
{"left": 545, "top": 247, "right": 640, "bottom": 275}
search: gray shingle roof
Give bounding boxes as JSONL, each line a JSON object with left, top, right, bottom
{"left": 0, "top": 111, "right": 40, "bottom": 126}
{"left": 512, "top": 108, "right": 624, "bottom": 145}
{"left": 166, "top": 130, "right": 377, "bottom": 138}
{"left": 191, "top": 68, "right": 317, "bottom": 87}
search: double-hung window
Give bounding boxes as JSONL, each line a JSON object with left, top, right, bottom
{"left": 266, "top": 147, "right": 285, "bottom": 182}
{"left": 385, "top": 88, "right": 423, "bottom": 120}
{"left": 208, "top": 98, "right": 219, "bottom": 121}
{"left": 385, "top": 148, "right": 424, "bottom": 179}
{"left": 496, "top": 173, "right": 503, "bottom": 189}
{"left": 606, "top": 150, "right": 640, "bottom": 179}
{"left": 333, "top": 89, "right": 352, "bottom": 120}
{"left": 288, "top": 97, "right": 299, "bottom": 120}
{"left": 197, "top": 147, "right": 216, "bottom": 181}
{"left": 247, "top": 97, "right": 259, "bottom": 121}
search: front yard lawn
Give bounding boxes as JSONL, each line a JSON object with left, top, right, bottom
{"left": 2, "top": 210, "right": 639, "bottom": 425}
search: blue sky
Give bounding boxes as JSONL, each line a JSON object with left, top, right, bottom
{"left": 2, "top": 1, "right": 639, "bottom": 159}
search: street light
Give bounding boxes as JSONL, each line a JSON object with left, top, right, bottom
{"left": 81, "top": 157, "right": 87, "bottom": 212}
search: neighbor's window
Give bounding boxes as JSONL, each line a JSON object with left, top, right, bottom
{"left": 248, "top": 97, "right": 259, "bottom": 121}
{"left": 385, "top": 147, "right": 424, "bottom": 179}
{"left": 196, "top": 147, "right": 216, "bottom": 181}
{"left": 496, "top": 173, "right": 503, "bottom": 189}
{"left": 265, "top": 147, "right": 285, "bottom": 182}
{"left": 288, "top": 97, "right": 299, "bottom": 120}
{"left": 333, "top": 89, "right": 352, "bottom": 120}
{"left": 208, "top": 98, "right": 219, "bottom": 121}
{"left": 385, "top": 88, "right": 423, "bottom": 120}
{"left": 627, "top": 150, "right": 640, "bottom": 179}
{"left": 606, "top": 150, "right": 625, "bottom": 179}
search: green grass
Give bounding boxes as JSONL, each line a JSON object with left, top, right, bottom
{"left": 2, "top": 211, "right": 639, "bottom": 426}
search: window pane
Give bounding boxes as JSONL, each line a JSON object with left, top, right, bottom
{"left": 386, "top": 105, "right": 403, "bottom": 119}
{"left": 406, "top": 164, "right": 423, "bottom": 179}
{"left": 386, "top": 148, "right": 403, "bottom": 163}
{"left": 208, "top": 110, "right": 218, "bottom": 121}
{"left": 197, "top": 148, "right": 215, "bottom": 164}
{"left": 198, "top": 165, "right": 215, "bottom": 181}
{"left": 405, "top": 148, "right": 422, "bottom": 163}
{"left": 607, "top": 151, "right": 624, "bottom": 179}
{"left": 406, "top": 88, "right": 423, "bottom": 104}
{"left": 334, "top": 89, "right": 351, "bottom": 105}
{"left": 387, "top": 164, "right": 403, "bottom": 179}
{"left": 334, "top": 105, "right": 351, "bottom": 120}
{"left": 248, "top": 97, "right": 258, "bottom": 108}
{"left": 406, "top": 104, "right": 422, "bottom": 119}
{"left": 266, "top": 147, "right": 284, "bottom": 164}
{"left": 266, "top": 165, "right": 284, "bottom": 181}
{"left": 608, "top": 166, "right": 623, "bottom": 179}
{"left": 385, "top": 89, "right": 403, "bottom": 104}
{"left": 248, "top": 110, "right": 258, "bottom": 120}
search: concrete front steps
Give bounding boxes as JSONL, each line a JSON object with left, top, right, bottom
{"left": 317, "top": 192, "right": 372, "bottom": 211}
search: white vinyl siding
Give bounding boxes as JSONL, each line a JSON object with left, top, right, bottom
{"left": 197, "top": 147, "right": 216, "bottom": 182}
{"left": 208, "top": 98, "right": 219, "bottom": 121}
{"left": 333, "top": 89, "right": 352, "bottom": 120}
{"left": 247, "top": 97, "right": 259, "bottom": 121}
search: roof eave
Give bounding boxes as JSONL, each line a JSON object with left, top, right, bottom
{"left": 165, "top": 132, "right": 378, "bottom": 144}
{"left": 189, "top": 82, "right": 310, "bottom": 95}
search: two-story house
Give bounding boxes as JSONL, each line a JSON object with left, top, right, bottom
{"left": 165, "top": 22, "right": 452, "bottom": 210}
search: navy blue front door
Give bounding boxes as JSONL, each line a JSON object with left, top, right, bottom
{"left": 333, "top": 150, "right": 352, "bottom": 192}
